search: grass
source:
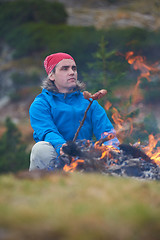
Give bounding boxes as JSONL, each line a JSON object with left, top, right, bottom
{"left": 0, "top": 171, "right": 160, "bottom": 240}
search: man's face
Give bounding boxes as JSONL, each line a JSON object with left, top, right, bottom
{"left": 50, "top": 59, "right": 77, "bottom": 93}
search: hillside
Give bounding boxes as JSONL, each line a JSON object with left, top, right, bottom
{"left": 65, "top": 1, "right": 160, "bottom": 30}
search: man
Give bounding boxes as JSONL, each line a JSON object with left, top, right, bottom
{"left": 29, "top": 52, "right": 119, "bottom": 171}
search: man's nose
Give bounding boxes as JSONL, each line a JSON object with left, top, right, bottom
{"left": 69, "top": 67, "right": 74, "bottom": 74}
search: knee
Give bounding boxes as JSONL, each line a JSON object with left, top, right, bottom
{"left": 31, "top": 141, "right": 51, "bottom": 155}
{"left": 29, "top": 141, "right": 57, "bottom": 171}
{"left": 30, "top": 141, "right": 56, "bottom": 159}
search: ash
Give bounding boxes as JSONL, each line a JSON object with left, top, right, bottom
{"left": 55, "top": 140, "right": 160, "bottom": 181}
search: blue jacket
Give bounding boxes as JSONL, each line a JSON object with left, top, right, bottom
{"left": 29, "top": 89, "right": 119, "bottom": 154}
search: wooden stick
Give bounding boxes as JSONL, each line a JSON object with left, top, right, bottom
{"left": 73, "top": 99, "right": 93, "bottom": 142}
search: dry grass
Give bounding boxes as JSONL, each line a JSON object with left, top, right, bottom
{"left": 0, "top": 171, "right": 160, "bottom": 240}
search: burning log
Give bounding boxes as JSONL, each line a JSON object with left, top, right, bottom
{"left": 60, "top": 140, "right": 160, "bottom": 180}
{"left": 118, "top": 144, "right": 156, "bottom": 165}
{"left": 62, "top": 141, "right": 153, "bottom": 164}
{"left": 62, "top": 141, "right": 90, "bottom": 158}
{"left": 61, "top": 140, "right": 107, "bottom": 173}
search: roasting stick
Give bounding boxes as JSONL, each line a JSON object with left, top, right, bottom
{"left": 73, "top": 89, "right": 107, "bottom": 142}
{"left": 73, "top": 99, "right": 93, "bottom": 142}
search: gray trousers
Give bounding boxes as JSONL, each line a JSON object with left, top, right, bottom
{"left": 29, "top": 141, "right": 57, "bottom": 171}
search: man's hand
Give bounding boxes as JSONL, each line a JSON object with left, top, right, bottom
{"left": 60, "top": 143, "right": 67, "bottom": 155}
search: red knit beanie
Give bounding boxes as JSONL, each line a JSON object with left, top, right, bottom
{"left": 44, "top": 52, "right": 75, "bottom": 75}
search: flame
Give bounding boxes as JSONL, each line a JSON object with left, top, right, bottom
{"left": 125, "top": 51, "right": 160, "bottom": 165}
{"left": 105, "top": 100, "right": 112, "bottom": 110}
{"left": 125, "top": 51, "right": 159, "bottom": 104}
{"left": 63, "top": 158, "right": 84, "bottom": 172}
{"left": 94, "top": 141, "right": 120, "bottom": 162}
{"left": 142, "top": 134, "right": 160, "bottom": 166}
{"left": 111, "top": 107, "right": 133, "bottom": 142}
{"left": 112, "top": 107, "right": 124, "bottom": 130}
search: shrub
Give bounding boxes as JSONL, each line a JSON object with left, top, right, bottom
{"left": 4, "top": 23, "right": 103, "bottom": 71}
{"left": 0, "top": 118, "right": 29, "bottom": 173}
{"left": 0, "top": 0, "right": 68, "bottom": 35}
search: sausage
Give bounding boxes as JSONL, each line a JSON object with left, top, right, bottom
{"left": 91, "top": 89, "right": 107, "bottom": 100}
{"left": 83, "top": 89, "right": 107, "bottom": 100}
{"left": 83, "top": 91, "right": 92, "bottom": 100}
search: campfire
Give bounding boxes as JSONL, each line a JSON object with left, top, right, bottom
{"left": 53, "top": 51, "right": 160, "bottom": 180}
{"left": 59, "top": 139, "right": 160, "bottom": 180}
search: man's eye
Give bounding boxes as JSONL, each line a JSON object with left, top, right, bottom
{"left": 72, "top": 66, "right": 77, "bottom": 71}
{"left": 62, "top": 67, "right": 68, "bottom": 70}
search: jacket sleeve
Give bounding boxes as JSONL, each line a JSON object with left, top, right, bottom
{"left": 91, "top": 101, "right": 120, "bottom": 147}
{"left": 29, "top": 99, "right": 66, "bottom": 155}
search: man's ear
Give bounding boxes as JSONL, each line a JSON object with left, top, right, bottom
{"left": 49, "top": 73, "right": 55, "bottom": 81}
